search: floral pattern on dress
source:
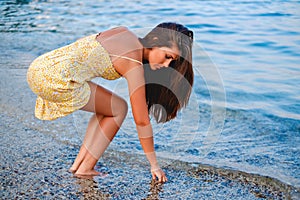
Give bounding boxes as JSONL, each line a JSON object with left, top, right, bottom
{"left": 27, "top": 34, "right": 121, "bottom": 120}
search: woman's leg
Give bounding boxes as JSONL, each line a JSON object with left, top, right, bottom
{"left": 69, "top": 115, "right": 103, "bottom": 173}
{"left": 73, "top": 82, "right": 128, "bottom": 175}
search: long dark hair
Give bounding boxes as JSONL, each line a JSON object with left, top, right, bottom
{"left": 139, "top": 22, "right": 194, "bottom": 123}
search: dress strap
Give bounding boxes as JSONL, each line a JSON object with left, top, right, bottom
{"left": 109, "top": 54, "right": 143, "bottom": 65}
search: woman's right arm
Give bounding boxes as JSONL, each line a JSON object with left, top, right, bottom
{"left": 105, "top": 29, "right": 167, "bottom": 182}
{"left": 123, "top": 65, "right": 167, "bottom": 182}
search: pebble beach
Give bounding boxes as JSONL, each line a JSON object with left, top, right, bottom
{"left": 1, "top": 0, "right": 300, "bottom": 199}
{"left": 1, "top": 68, "right": 299, "bottom": 200}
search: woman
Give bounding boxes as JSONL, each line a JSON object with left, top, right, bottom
{"left": 27, "top": 22, "right": 194, "bottom": 183}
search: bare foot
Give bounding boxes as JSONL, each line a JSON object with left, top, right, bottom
{"left": 75, "top": 169, "right": 100, "bottom": 176}
{"left": 69, "top": 167, "right": 77, "bottom": 173}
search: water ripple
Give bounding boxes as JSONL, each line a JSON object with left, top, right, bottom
{"left": 1, "top": 0, "right": 299, "bottom": 188}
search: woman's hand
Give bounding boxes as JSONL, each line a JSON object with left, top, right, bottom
{"left": 151, "top": 167, "right": 168, "bottom": 183}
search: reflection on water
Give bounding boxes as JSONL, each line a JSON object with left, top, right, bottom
{"left": 1, "top": 0, "right": 300, "bottom": 196}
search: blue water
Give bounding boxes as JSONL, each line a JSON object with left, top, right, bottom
{"left": 1, "top": 0, "right": 300, "bottom": 188}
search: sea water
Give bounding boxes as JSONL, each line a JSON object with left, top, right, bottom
{"left": 1, "top": 0, "right": 299, "bottom": 191}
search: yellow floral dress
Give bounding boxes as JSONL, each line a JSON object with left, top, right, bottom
{"left": 27, "top": 34, "right": 121, "bottom": 120}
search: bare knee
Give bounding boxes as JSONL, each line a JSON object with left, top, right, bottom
{"left": 114, "top": 97, "right": 128, "bottom": 119}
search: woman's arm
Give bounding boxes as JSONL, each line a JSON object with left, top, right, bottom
{"left": 104, "top": 28, "right": 167, "bottom": 181}
{"left": 123, "top": 65, "right": 167, "bottom": 182}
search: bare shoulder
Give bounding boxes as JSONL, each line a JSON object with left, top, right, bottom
{"left": 112, "top": 26, "right": 128, "bottom": 32}
{"left": 97, "top": 27, "right": 143, "bottom": 75}
{"left": 100, "top": 26, "right": 129, "bottom": 36}
{"left": 97, "top": 26, "right": 142, "bottom": 52}
{"left": 97, "top": 26, "right": 136, "bottom": 43}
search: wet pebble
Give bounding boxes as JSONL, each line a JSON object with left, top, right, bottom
{"left": 1, "top": 104, "right": 299, "bottom": 199}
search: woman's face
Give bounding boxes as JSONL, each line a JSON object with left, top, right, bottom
{"left": 147, "top": 45, "right": 180, "bottom": 70}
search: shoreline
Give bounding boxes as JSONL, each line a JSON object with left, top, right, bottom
{"left": 0, "top": 68, "right": 299, "bottom": 199}
{"left": 1, "top": 107, "right": 299, "bottom": 199}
